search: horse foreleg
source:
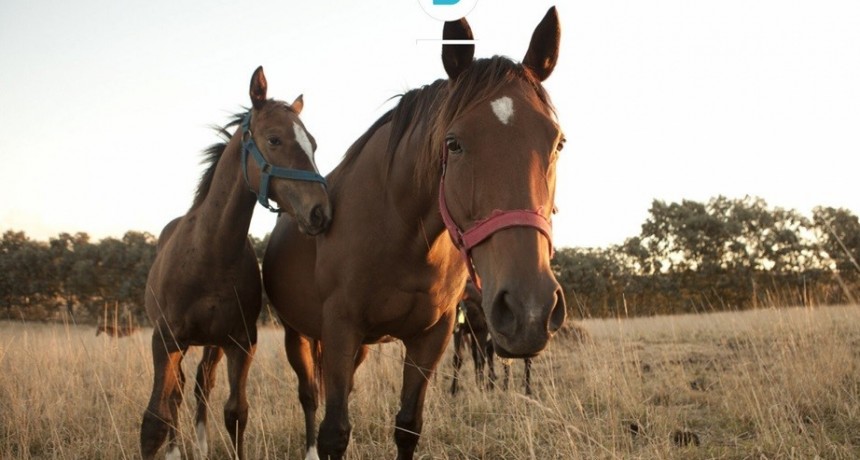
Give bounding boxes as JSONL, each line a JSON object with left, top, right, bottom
{"left": 396, "top": 311, "right": 455, "bottom": 460}
{"left": 485, "top": 338, "right": 497, "bottom": 391}
{"left": 223, "top": 342, "right": 256, "bottom": 460}
{"left": 286, "top": 328, "right": 321, "bottom": 460}
{"left": 450, "top": 328, "right": 465, "bottom": 395}
{"left": 317, "top": 321, "right": 363, "bottom": 460}
{"left": 469, "top": 333, "right": 487, "bottom": 390}
{"left": 193, "top": 345, "right": 224, "bottom": 457}
{"left": 523, "top": 357, "right": 533, "bottom": 396}
{"left": 141, "top": 329, "right": 186, "bottom": 460}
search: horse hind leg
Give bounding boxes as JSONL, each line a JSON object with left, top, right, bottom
{"left": 194, "top": 345, "right": 224, "bottom": 457}
{"left": 222, "top": 342, "right": 256, "bottom": 460}
{"left": 141, "top": 330, "right": 187, "bottom": 460}
{"left": 450, "top": 328, "right": 465, "bottom": 395}
{"left": 286, "top": 328, "right": 322, "bottom": 460}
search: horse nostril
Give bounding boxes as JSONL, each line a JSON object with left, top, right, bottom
{"left": 309, "top": 205, "right": 329, "bottom": 231}
{"left": 490, "top": 291, "right": 517, "bottom": 338}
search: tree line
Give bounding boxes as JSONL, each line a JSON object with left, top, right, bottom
{"left": 2, "top": 196, "right": 859, "bottom": 323}
{"left": 555, "top": 196, "right": 860, "bottom": 317}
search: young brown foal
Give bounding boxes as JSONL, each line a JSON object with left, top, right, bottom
{"left": 140, "top": 67, "right": 330, "bottom": 460}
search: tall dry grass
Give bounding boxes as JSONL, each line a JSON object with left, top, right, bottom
{"left": 1, "top": 304, "right": 859, "bottom": 459}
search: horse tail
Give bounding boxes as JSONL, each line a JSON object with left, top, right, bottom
{"left": 312, "top": 339, "right": 325, "bottom": 401}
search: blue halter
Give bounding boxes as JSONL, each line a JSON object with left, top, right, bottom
{"left": 240, "top": 112, "right": 327, "bottom": 213}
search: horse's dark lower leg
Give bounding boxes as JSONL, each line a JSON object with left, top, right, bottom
{"left": 485, "top": 339, "right": 497, "bottom": 390}
{"left": 470, "top": 335, "right": 487, "bottom": 390}
{"left": 286, "top": 328, "right": 320, "bottom": 458}
{"left": 223, "top": 342, "right": 255, "bottom": 460}
{"left": 194, "top": 345, "right": 224, "bottom": 456}
{"left": 396, "top": 312, "right": 455, "bottom": 460}
{"left": 450, "top": 329, "right": 464, "bottom": 395}
{"left": 318, "top": 323, "right": 362, "bottom": 460}
{"left": 524, "top": 357, "right": 533, "bottom": 396}
{"left": 503, "top": 361, "right": 511, "bottom": 391}
{"left": 141, "top": 331, "right": 185, "bottom": 460}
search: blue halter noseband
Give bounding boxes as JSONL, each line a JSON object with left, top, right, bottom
{"left": 240, "top": 112, "right": 327, "bottom": 213}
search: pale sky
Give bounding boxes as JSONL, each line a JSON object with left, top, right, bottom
{"left": 1, "top": 0, "right": 858, "bottom": 249}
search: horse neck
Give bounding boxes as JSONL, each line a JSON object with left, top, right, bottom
{"left": 386, "top": 124, "right": 447, "bottom": 244}
{"left": 190, "top": 133, "right": 256, "bottom": 261}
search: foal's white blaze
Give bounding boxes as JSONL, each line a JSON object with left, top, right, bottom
{"left": 491, "top": 96, "right": 515, "bottom": 125}
{"left": 293, "top": 122, "right": 318, "bottom": 172}
{"left": 165, "top": 445, "right": 182, "bottom": 460}
{"left": 196, "top": 422, "right": 208, "bottom": 456}
{"left": 305, "top": 446, "right": 320, "bottom": 460}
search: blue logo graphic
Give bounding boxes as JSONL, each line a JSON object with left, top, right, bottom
{"left": 418, "top": 0, "right": 477, "bottom": 21}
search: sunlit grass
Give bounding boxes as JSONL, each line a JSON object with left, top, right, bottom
{"left": 1, "top": 304, "right": 859, "bottom": 459}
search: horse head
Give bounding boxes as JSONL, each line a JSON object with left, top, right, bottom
{"left": 437, "top": 8, "right": 566, "bottom": 358}
{"left": 243, "top": 66, "right": 332, "bottom": 235}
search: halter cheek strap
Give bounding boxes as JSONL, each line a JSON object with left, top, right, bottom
{"left": 438, "top": 146, "right": 554, "bottom": 290}
{"left": 241, "top": 112, "right": 327, "bottom": 213}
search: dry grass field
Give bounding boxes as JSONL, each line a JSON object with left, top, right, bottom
{"left": 1, "top": 305, "right": 859, "bottom": 459}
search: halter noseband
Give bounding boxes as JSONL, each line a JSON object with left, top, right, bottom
{"left": 240, "top": 112, "right": 327, "bottom": 213}
{"left": 438, "top": 145, "right": 554, "bottom": 290}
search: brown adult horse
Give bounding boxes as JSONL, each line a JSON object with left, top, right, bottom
{"left": 450, "top": 279, "right": 533, "bottom": 396}
{"left": 141, "top": 66, "right": 331, "bottom": 460}
{"left": 263, "top": 8, "right": 565, "bottom": 460}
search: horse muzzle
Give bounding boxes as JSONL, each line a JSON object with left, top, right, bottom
{"left": 484, "top": 281, "right": 566, "bottom": 358}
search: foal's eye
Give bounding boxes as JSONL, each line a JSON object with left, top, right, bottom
{"left": 556, "top": 137, "right": 566, "bottom": 152}
{"left": 267, "top": 136, "right": 282, "bottom": 147}
{"left": 446, "top": 136, "right": 463, "bottom": 154}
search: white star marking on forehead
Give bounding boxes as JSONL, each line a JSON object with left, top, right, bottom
{"left": 293, "top": 122, "right": 319, "bottom": 173}
{"left": 490, "top": 96, "right": 514, "bottom": 125}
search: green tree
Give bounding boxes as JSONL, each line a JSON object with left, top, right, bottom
{"left": 813, "top": 207, "right": 860, "bottom": 278}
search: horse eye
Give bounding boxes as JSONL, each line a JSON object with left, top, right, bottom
{"left": 556, "top": 138, "right": 566, "bottom": 152}
{"left": 267, "top": 136, "right": 282, "bottom": 147}
{"left": 446, "top": 137, "right": 463, "bottom": 154}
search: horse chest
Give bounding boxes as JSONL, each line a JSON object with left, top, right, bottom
{"left": 362, "top": 290, "right": 452, "bottom": 339}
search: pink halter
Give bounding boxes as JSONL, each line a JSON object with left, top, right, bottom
{"left": 438, "top": 145, "right": 554, "bottom": 290}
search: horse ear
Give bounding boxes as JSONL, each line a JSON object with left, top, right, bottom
{"left": 522, "top": 6, "right": 561, "bottom": 82}
{"left": 442, "top": 18, "right": 475, "bottom": 81}
{"left": 250, "top": 66, "right": 268, "bottom": 110}
{"left": 291, "top": 94, "right": 304, "bottom": 115}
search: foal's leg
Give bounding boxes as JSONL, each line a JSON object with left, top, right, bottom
{"left": 450, "top": 328, "right": 465, "bottom": 395}
{"left": 286, "top": 327, "right": 321, "bottom": 460}
{"left": 194, "top": 345, "right": 224, "bottom": 457}
{"left": 223, "top": 341, "right": 256, "bottom": 460}
{"left": 141, "top": 329, "right": 186, "bottom": 460}
{"left": 395, "top": 311, "right": 455, "bottom": 460}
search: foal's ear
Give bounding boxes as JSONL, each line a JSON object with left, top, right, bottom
{"left": 523, "top": 6, "right": 561, "bottom": 82}
{"left": 442, "top": 18, "right": 475, "bottom": 81}
{"left": 291, "top": 94, "right": 304, "bottom": 115}
{"left": 250, "top": 66, "right": 268, "bottom": 110}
